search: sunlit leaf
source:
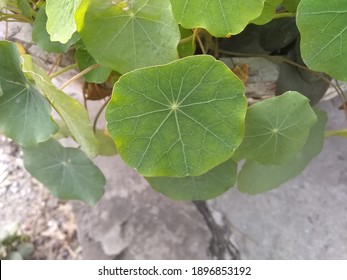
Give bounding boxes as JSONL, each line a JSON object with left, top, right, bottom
{"left": 46, "top": 0, "right": 82, "bottom": 43}
{"left": 0, "top": 41, "right": 58, "bottom": 146}
{"left": 297, "top": 0, "right": 347, "bottom": 81}
{"left": 23, "top": 139, "right": 105, "bottom": 205}
{"left": 106, "top": 55, "right": 247, "bottom": 177}
{"left": 170, "top": 0, "right": 264, "bottom": 37}
{"left": 95, "top": 129, "right": 118, "bottom": 156}
{"left": 237, "top": 110, "right": 327, "bottom": 194}
{"left": 146, "top": 159, "right": 237, "bottom": 201}
{"left": 234, "top": 91, "right": 317, "bottom": 165}
{"left": 76, "top": 0, "right": 180, "bottom": 74}
{"left": 21, "top": 55, "right": 98, "bottom": 157}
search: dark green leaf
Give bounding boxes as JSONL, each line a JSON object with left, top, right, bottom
{"left": 234, "top": 91, "right": 317, "bottom": 164}
{"left": 23, "top": 139, "right": 105, "bottom": 205}
{"left": 146, "top": 159, "right": 237, "bottom": 201}
{"left": 237, "top": 110, "right": 327, "bottom": 194}
{"left": 282, "top": 0, "right": 301, "bottom": 12}
{"left": 106, "top": 55, "right": 247, "bottom": 177}
{"left": 0, "top": 41, "right": 58, "bottom": 146}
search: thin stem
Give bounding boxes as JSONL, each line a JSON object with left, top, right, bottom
{"left": 59, "top": 64, "right": 100, "bottom": 90}
{"left": 273, "top": 12, "right": 296, "bottom": 19}
{"left": 335, "top": 80, "right": 347, "bottom": 119}
{"left": 196, "top": 33, "right": 206, "bottom": 54}
{"left": 93, "top": 97, "right": 111, "bottom": 132}
{"left": 49, "top": 63, "right": 77, "bottom": 79}
{"left": 179, "top": 34, "right": 194, "bottom": 45}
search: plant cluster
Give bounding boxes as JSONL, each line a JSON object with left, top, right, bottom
{"left": 0, "top": 0, "right": 346, "bottom": 204}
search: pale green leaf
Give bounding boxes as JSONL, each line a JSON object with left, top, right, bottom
{"left": 297, "top": 0, "right": 347, "bottom": 81}
{"left": 16, "top": 242, "right": 34, "bottom": 259}
{"left": 146, "top": 159, "right": 237, "bottom": 201}
{"left": 21, "top": 55, "right": 98, "bottom": 157}
{"left": 0, "top": 41, "right": 58, "bottom": 146}
{"left": 6, "top": 251, "right": 23, "bottom": 260}
{"left": 238, "top": 110, "right": 327, "bottom": 194}
{"left": 170, "top": 0, "right": 265, "bottom": 37}
{"left": 252, "top": 0, "right": 282, "bottom": 25}
{"left": 106, "top": 55, "right": 247, "bottom": 177}
{"left": 23, "top": 139, "right": 105, "bottom": 205}
{"left": 32, "top": 5, "right": 79, "bottom": 53}
{"left": 0, "top": 0, "right": 6, "bottom": 10}
{"left": 46, "top": 0, "right": 82, "bottom": 43}
{"left": 234, "top": 91, "right": 317, "bottom": 165}
{"left": 76, "top": 0, "right": 180, "bottom": 74}
{"left": 325, "top": 128, "right": 347, "bottom": 138}
{"left": 75, "top": 41, "right": 111, "bottom": 83}
{"left": 95, "top": 129, "right": 118, "bottom": 156}
{"left": 178, "top": 26, "right": 196, "bottom": 58}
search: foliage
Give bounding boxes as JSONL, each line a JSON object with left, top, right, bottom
{"left": 0, "top": 222, "right": 34, "bottom": 260}
{"left": 0, "top": 0, "right": 346, "bottom": 203}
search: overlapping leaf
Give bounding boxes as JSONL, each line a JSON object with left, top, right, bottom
{"left": 170, "top": 0, "right": 264, "bottom": 37}
{"left": 282, "top": 0, "right": 301, "bottom": 12}
{"left": 238, "top": 110, "right": 327, "bottom": 194}
{"left": 21, "top": 55, "right": 98, "bottom": 157}
{"left": 146, "top": 159, "right": 237, "bottom": 201}
{"left": 46, "top": 0, "right": 82, "bottom": 43}
{"left": 297, "top": 0, "right": 347, "bottom": 81}
{"left": 252, "top": 0, "right": 282, "bottom": 25}
{"left": 0, "top": 41, "right": 57, "bottom": 146}
{"left": 234, "top": 91, "right": 317, "bottom": 165}
{"left": 23, "top": 139, "right": 105, "bottom": 205}
{"left": 76, "top": 0, "right": 180, "bottom": 74}
{"left": 106, "top": 55, "right": 247, "bottom": 177}
{"left": 32, "top": 5, "right": 79, "bottom": 53}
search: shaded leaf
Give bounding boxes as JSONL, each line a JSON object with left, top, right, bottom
{"left": 6, "top": 251, "right": 23, "bottom": 260}
{"left": 75, "top": 41, "right": 111, "bottom": 83}
{"left": 21, "top": 55, "right": 98, "bottom": 157}
{"left": 0, "top": 41, "right": 58, "bottom": 146}
{"left": 16, "top": 242, "right": 34, "bottom": 259}
{"left": 46, "top": 0, "right": 82, "bottom": 43}
{"left": 146, "top": 159, "right": 237, "bottom": 201}
{"left": 234, "top": 91, "right": 317, "bottom": 164}
{"left": 76, "top": 0, "right": 180, "bottom": 74}
{"left": 170, "top": 0, "right": 264, "bottom": 37}
{"left": 106, "top": 55, "right": 247, "bottom": 177}
{"left": 23, "top": 139, "right": 105, "bottom": 205}
{"left": 32, "top": 5, "right": 79, "bottom": 53}
{"left": 178, "top": 26, "right": 196, "bottom": 58}
{"left": 95, "top": 129, "right": 118, "bottom": 156}
{"left": 297, "top": 0, "right": 347, "bottom": 81}
{"left": 282, "top": 0, "right": 301, "bottom": 12}
{"left": 17, "top": 0, "right": 35, "bottom": 18}
{"left": 237, "top": 110, "right": 327, "bottom": 194}
{"left": 252, "top": 0, "right": 282, "bottom": 25}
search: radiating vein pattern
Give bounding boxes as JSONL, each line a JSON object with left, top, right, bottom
{"left": 106, "top": 55, "right": 247, "bottom": 177}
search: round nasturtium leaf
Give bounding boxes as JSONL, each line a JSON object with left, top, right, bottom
{"left": 106, "top": 55, "right": 247, "bottom": 177}
{"left": 234, "top": 91, "right": 317, "bottom": 165}
{"left": 23, "top": 139, "right": 105, "bottom": 205}
{"left": 76, "top": 0, "right": 180, "bottom": 74}
{"left": 297, "top": 0, "right": 347, "bottom": 81}
{"left": 170, "top": 0, "right": 264, "bottom": 37}
{"left": 146, "top": 159, "right": 237, "bottom": 201}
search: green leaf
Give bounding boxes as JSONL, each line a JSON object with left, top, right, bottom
{"left": 23, "top": 139, "right": 105, "bottom": 205}
{"left": 0, "top": 41, "right": 58, "bottom": 146}
{"left": 32, "top": 5, "right": 79, "bottom": 53}
{"left": 297, "top": 0, "right": 347, "bottom": 81}
{"left": 75, "top": 41, "right": 111, "bottom": 83}
{"left": 76, "top": 0, "right": 180, "bottom": 74}
{"left": 106, "top": 55, "right": 247, "bottom": 177}
{"left": 17, "top": 0, "right": 35, "bottom": 18}
{"left": 21, "top": 55, "right": 98, "bottom": 157}
{"left": 282, "top": 0, "right": 301, "bottom": 12}
{"left": 237, "top": 110, "right": 327, "bottom": 194}
{"left": 0, "top": 0, "right": 6, "bottom": 10}
{"left": 170, "top": 0, "right": 264, "bottom": 37}
{"left": 234, "top": 91, "right": 317, "bottom": 165}
{"left": 46, "top": 0, "right": 82, "bottom": 43}
{"left": 325, "top": 129, "right": 347, "bottom": 138}
{"left": 178, "top": 26, "right": 196, "bottom": 58}
{"left": 16, "top": 242, "right": 34, "bottom": 259}
{"left": 252, "top": 0, "right": 282, "bottom": 25}
{"left": 146, "top": 159, "right": 237, "bottom": 201}
{"left": 6, "top": 251, "right": 23, "bottom": 260}
{"left": 95, "top": 129, "right": 118, "bottom": 156}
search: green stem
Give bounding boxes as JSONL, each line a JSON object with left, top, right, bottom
{"left": 49, "top": 63, "right": 78, "bottom": 79}
{"left": 179, "top": 34, "right": 194, "bottom": 45}
{"left": 93, "top": 97, "right": 111, "bottom": 132}
{"left": 59, "top": 64, "right": 100, "bottom": 90}
{"left": 273, "top": 12, "right": 296, "bottom": 19}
